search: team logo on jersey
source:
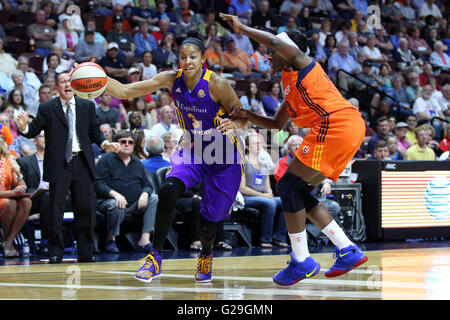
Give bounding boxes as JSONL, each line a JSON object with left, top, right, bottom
{"left": 302, "top": 146, "right": 309, "bottom": 154}
{"left": 175, "top": 87, "right": 182, "bottom": 93}
{"left": 198, "top": 90, "right": 205, "bottom": 98}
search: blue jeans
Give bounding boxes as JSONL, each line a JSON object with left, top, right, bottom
{"left": 243, "top": 195, "right": 287, "bottom": 243}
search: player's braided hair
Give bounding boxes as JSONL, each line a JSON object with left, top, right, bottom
{"left": 285, "top": 31, "right": 317, "bottom": 58}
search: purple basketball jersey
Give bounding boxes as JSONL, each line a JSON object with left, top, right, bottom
{"left": 171, "top": 68, "right": 243, "bottom": 165}
{"left": 167, "top": 68, "right": 244, "bottom": 221}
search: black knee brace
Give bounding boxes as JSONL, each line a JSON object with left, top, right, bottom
{"left": 277, "top": 171, "right": 308, "bottom": 212}
{"left": 302, "top": 185, "right": 320, "bottom": 212}
{"left": 277, "top": 171, "right": 320, "bottom": 212}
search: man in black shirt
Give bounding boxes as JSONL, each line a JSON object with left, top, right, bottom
{"left": 251, "top": 0, "right": 276, "bottom": 33}
{"left": 106, "top": 16, "right": 135, "bottom": 58}
{"left": 99, "top": 42, "right": 129, "bottom": 84}
{"left": 95, "top": 130, "right": 158, "bottom": 253}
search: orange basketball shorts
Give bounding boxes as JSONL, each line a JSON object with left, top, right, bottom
{"left": 295, "top": 108, "right": 365, "bottom": 181}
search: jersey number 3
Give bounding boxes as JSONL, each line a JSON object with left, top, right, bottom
{"left": 188, "top": 113, "right": 200, "bottom": 128}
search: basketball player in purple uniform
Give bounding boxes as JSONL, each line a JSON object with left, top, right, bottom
{"left": 105, "top": 31, "right": 246, "bottom": 283}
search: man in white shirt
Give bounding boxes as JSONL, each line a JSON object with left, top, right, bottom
{"left": 139, "top": 51, "right": 158, "bottom": 80}
{"left": 429, "top": 41, "right": 450, "bottom": 74}
{"left": 413, "top": 84, "right": 446, "bottom": 138}
{"left": 361, "top": 34, "right": 388, "bottom": 66}
{"left": 419, "top": 0, "right": 443, "bottom": 19}
{"left": 17, "top": 56, "right": 42, "bottom": 93}
{"left": 150, "top": 105, "right": 182, "bottom": 140}
{"left": 9, "top": 70, "right": 38, "bottom": 107}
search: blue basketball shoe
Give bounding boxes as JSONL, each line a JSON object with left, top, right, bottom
{"left": 325, "top": 244, "right": 368, "bottom": 278}
{"left": 195, "top": 253, "right": 213, "bottom": 283}
{"left": 273, "top": 253, "right": 320, "bottom": 286}
{"left": 134, "top": 249, "right": 162, "bottom": 283}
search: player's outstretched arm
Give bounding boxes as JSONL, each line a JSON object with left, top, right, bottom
{"left": 230, "top": 101, "right": 290, "bottom": 130}
{"left": 106, "top": 71, "right": 176, "bottom": 100}
{"left": 219, "top": 13, "right": 312, "bottom": 70}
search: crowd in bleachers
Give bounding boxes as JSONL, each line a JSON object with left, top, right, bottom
{"left": 0, "top": 0, "right": 449, "bottom": 255}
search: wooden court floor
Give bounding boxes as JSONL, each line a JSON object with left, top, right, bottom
{"left": 0, "top": 247, "right": 449, "bottom": 300}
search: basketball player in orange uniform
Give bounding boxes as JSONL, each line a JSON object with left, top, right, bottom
{"left": 220, "top": 13, "right": 368, "bottom": 286}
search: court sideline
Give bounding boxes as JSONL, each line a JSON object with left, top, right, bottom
{"left": 0, "top": 245, "right": 449, "bottom": 300}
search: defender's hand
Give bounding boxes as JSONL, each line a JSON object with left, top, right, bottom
{"left": 230, "top": 106, "right": 247, "bottom": 120}
{"left": 219, "top": 13, "right": 243, "bottom": 33}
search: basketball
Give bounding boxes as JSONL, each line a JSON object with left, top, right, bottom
{"left": 70, "top": 62, "right": 107, "bottom": 99}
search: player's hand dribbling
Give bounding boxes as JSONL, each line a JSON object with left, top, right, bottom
{"left": 70, "top": 58, "right": 96, "bottom": 77}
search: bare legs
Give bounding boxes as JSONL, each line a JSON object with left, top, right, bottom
{"left": 0, "top": 198, "right": 32, "bottom": 256}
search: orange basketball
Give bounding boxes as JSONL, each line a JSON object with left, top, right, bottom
{"left": 70, "top": 62, "right": 107, "bottom": 99}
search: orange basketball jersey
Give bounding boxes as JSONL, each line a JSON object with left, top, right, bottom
{"left": 281, "top": 59, "right": 365, "bottom": 180}
{"left": 282, "top": 59, "right": 355, "bottom": 130}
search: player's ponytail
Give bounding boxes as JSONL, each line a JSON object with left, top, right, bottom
{"left": 306, "top": 38, "right": 317, "bottom": 59}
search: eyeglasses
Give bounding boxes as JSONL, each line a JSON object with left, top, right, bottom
{"left": 119, "top": 140, "right": 134, "bottom": 146}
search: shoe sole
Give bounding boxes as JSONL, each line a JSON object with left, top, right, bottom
{"left": 134, "top": 273, "right": 161, "bottom": 283}
{"left": 273, "top": 265, "right": 320, "bottom": 286}
{"left": 325, "top": 256, "right": 368, "bottom": 278}
{"left": 195, "top": 277, "right": 212, "bottom": 283}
